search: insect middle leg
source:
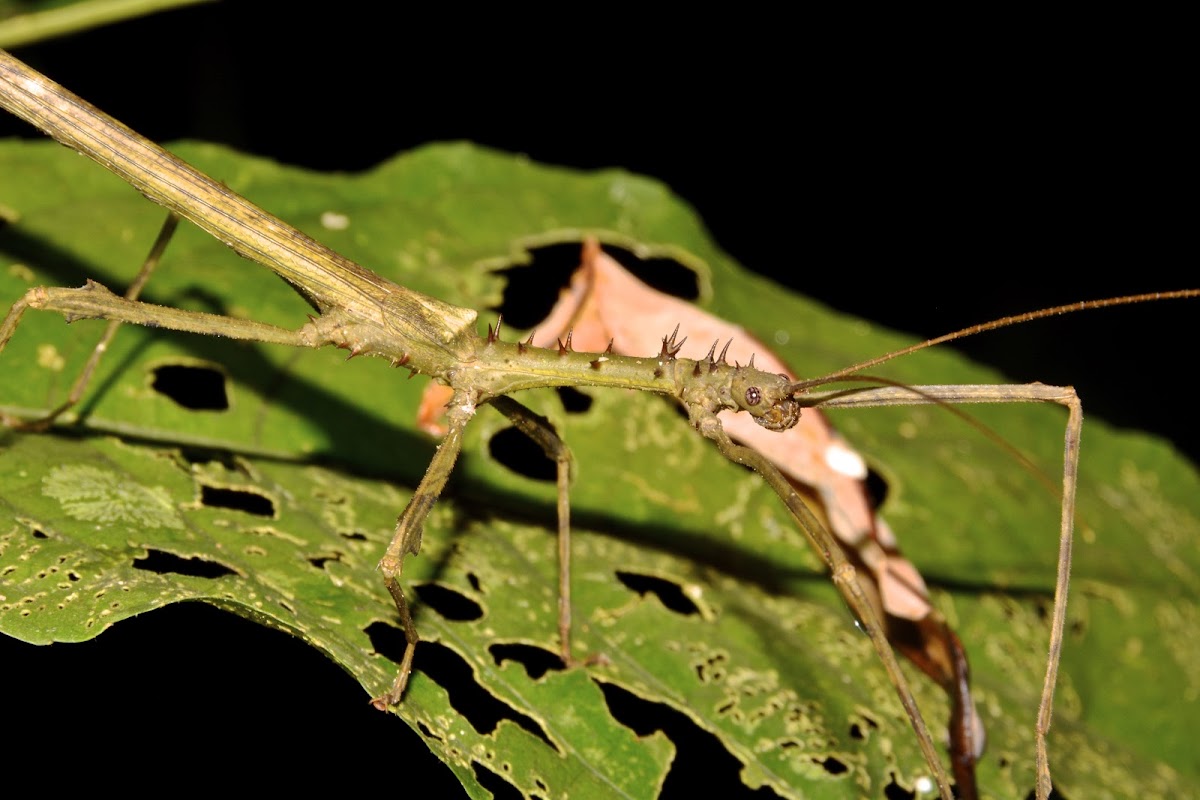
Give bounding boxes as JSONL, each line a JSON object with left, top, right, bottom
{"left": 372, "top": 392, "right": 598, "bottom": 709}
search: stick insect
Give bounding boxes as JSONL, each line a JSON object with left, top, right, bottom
{"left": 1, "top": 50, "right": 1195, "bottom": 798}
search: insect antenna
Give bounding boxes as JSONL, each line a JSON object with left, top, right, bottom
{"left": 789, "top": 289, "right": 1200, "bottom": 394}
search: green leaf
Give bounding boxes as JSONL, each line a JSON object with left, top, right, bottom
{"left": 0, "top": 0, "right": 211, "bottom": 49}
{"left": 1, "top": 139, "right": 1197, "bottom": 798}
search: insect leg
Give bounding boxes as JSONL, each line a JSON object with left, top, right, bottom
{"left": 1, "top": 276, "right": 317, "bottom": 358}
{"left": 815, "top": 381, "right": 1081, "bottom": 800}
{"left": 1, "top": 214, "right": 180, "bottom": 430}
{"left": 373, "top": 391, "right": 477, "bottom": 708}
{"left": 489, "top": 395, "right": 602, "bottom": 669}
{"left": 692, "top": 410, "right": 955, "bottom": 800}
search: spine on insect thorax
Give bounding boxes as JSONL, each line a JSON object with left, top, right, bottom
{"left": 458, "top": 336, "right": 796, "bottom": 432}
{"left": 460, "top": 337, "right": 690, "bottom": 400}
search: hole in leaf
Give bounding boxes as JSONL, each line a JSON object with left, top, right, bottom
{"left": 694, "top": 652, "right": 727, "bottom": 683}
{"left": 472, "top": 762, "right": 522, "bottom": 800}
{"left": 151, "top": 364, "right": 229, "bottom": 410}
{"left": 199, "top": 485, "right": 275, "bottom": 517}
{"left": 616, "top": 571, "right": 701, "bottom": 616}
{"left": 884, "top": 777, "right": 917, "bottom": 800}
{"left": 133, "top": 549, "right": 236, "bottom": 579}
{"left": 413, "top": 583, "right": 483, "bottom": 621}
{"left": 466, "top": 572, "right": 482, "bottom": 592}
{"left": 863, "top": 464, "right": 889, "bottom": 511}
{"left": 307, "top": 554, "right": 340, "bottom": 570}
{"left": 494, "top": 241, "right": 701, "bottom": 328}
{"left": 339, "top": 530, "right": 368, "bottom": 541}
{"left": 599, "top": 681, "right": 786, "bottom": 799}
{"left": 31, "top": 528, "right": 48, "bottom": 539}
{"left": 555, "top": 386, "right": 593, "bottom": 414}
{"left": 1035, "top": 598, "right": 1052, "bottom": 622}
{"left": 416, "top": 720, "right": 440, "bottom": 741}
{"left": 489, "top": 643, "right": 563, "bottom": 680}
{"left": 489, "top": 426, "right": 556, "bottom": 482}
{"left": 361, "top": 630, "right": 555, "bottom": 749}
{"left": 366, "top": 620, "right": 409, "bottom": 662}
{"left": 178, "top": 448, "right": 242, "bottom": 471}
{"left": 817, "top": 756, "right": 848, "bottom": 775}
{"left": 849, "top": 714, "right": 878, "bottom": 743}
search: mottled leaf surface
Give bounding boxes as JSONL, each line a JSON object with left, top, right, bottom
{"left": 1, "top": 140, "right": 1197, "bottom": 798}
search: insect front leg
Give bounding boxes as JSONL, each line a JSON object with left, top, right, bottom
{"left": 815, "top": 381, "right": 1082, "bottom": 800}
{"left": 1, "top": 214, "right": 180, "bottom": 430}
{"left": 689, "top": 407, "right": 956, "bottom": 800}
{"left": 373, "top": 391, "right": 476, "bottom": 708}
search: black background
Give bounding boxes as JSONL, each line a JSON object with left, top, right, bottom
{"left": 1, "top": 4, "right": 1194, "bottom": 796}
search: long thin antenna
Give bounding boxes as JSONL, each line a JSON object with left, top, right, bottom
{"left": 790, "top": 290, "right": 1200, "bottom": 393}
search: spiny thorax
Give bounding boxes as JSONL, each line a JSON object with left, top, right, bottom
{"left": 303, "top": 302, "right": 801, "bottom": 430}
{"left": 454, "top": 332, "right": 800, "bottom": 433}
{"left": 457, "top": 337, "right": 682, "bottom": 399}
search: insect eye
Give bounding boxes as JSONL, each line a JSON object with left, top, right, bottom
{"left": 745, "top": 387, "right": 762, "bottom": 406}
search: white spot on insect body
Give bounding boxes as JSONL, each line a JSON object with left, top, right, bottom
{"left": 320, "top": 211, "right": 350, "bottom": 230}
{"left": 824, "top": 440, "right": 868, "bottom": 479}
